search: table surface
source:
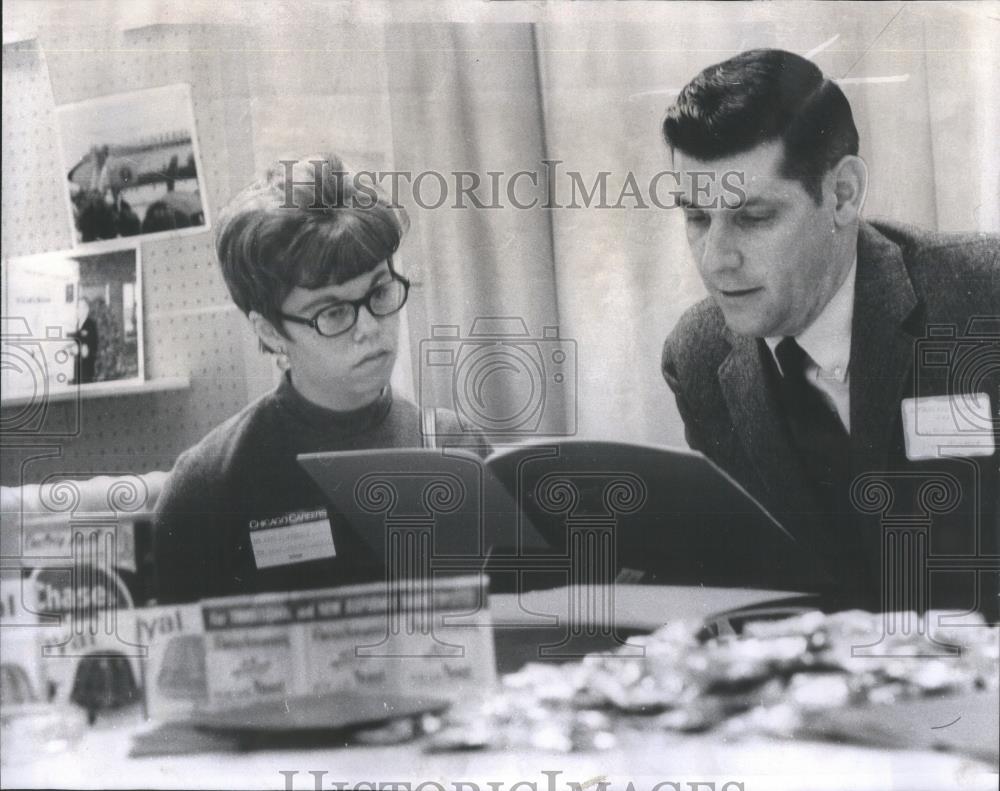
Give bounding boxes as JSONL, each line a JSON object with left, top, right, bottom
{"left": 490, "top": 585, "right": 808, "bottom": 629}
{"left": 3, "top": 585, "right": 998, "bottom": 790}
{"left": 3, "top": 704, "right": 998, "bottom": 791}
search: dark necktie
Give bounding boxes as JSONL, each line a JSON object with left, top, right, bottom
{"left": 774, "top": 337, "right": 850, "bottom": 512}
{"left": 773, "top": 338, "right": 874, "bottom": 606}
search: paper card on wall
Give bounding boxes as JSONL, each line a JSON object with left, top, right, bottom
{"left": 20, "top": 521, "right": 137, "bottom": 574}
{"left": 54, "top": 83, "right": 210, "bottom": 248}
{"left": 2, "top": 247, "right": 145, "bottom": 400}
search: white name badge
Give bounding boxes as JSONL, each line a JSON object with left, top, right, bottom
{"left": 901, "top": 394, "right": 996, "bottom": 461}
{"left": 248, "top": 509, "right": 336, "bottom": 569}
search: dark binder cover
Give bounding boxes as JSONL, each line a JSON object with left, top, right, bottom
{"left": 297, "top": 440, "right": 833, "bottom": 594}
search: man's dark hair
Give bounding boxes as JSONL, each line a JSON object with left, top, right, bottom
{"left": 214, "top": 153, "right": 408, "bottom": 346}
{"left": 663, "top": 49, "right": 859, "bottom": 203}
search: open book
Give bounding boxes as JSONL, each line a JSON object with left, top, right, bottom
{"left": 297, "top": 440, "right": 833, "bottom": 594}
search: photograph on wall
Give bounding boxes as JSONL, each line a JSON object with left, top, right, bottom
{"left": 1, "top": 246, "right": 143, "bottom": 402}
{"left": 55, "top": 83, "right": 209, "bottom": 247}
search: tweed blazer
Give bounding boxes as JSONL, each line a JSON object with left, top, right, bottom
{"left": 662, "top": 219, "right": 1000, "bottom": 613}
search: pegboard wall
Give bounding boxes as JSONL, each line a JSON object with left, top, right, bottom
{"left": 1, "top": 23, "right": 272, "bottom": 486}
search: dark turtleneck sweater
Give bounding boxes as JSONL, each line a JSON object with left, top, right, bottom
{"left": 153, "top": 375, "right": 483, "bottom": 604}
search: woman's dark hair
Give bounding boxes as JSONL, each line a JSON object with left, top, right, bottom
{"left": 663, "top": 49, "right": 859, "bottom": 203}
{"left": 214, "top": 154, "right": 409, "bottom": 342}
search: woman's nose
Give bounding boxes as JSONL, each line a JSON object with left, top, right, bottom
{"left": 352, "top": 304, "right": 381, "bottom": 340}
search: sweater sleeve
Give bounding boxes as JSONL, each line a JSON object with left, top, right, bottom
{"left": 152, "top": 448, "right": 231, "bottom": 604}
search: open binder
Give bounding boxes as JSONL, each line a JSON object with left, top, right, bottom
{"left": 297, "top": 440, "right": 833, "bottom": 594}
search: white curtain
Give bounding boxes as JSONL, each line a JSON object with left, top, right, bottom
{"left": 534, "top": 1, "right": 1000, "bottom": 445}
{"left": 5, "top": 1, "right": 996, "bottom": 454}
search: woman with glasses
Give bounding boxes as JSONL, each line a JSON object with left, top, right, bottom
{"left": 153, "top": 155, "right": 482, "bottom": 604}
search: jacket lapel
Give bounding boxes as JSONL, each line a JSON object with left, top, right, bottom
{"left": 849, "top": 223, "right": 920, "bottom": 467}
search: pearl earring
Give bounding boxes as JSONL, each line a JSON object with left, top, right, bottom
{"left": 276, "top": 348, "right": 291, "bottom": 371}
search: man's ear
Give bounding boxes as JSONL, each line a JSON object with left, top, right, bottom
{"left": 248, "top": 311, "right": 285, "bottom": 354}
{"left": 829, "top": 155, "right": 868, "bottom": 227}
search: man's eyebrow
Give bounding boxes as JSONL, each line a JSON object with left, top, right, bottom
{"left": 724, "top": 195, "right": 782, "bottom": 211}
{"left": 740, "top": 196, "right": 776, "bottom": 207}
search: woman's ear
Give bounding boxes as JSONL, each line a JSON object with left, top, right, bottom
{"left": 830, "top": 155, "right": 868, "bottom": 227}
{"left": 248, "top": 311, "right": 285, "bottom": 354}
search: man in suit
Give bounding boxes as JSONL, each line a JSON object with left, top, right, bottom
{"left": 69, "top": 297, "right": 98, "bottom": 384}
{"left": 661, "top": 49, "right": 999, "bottom": 618}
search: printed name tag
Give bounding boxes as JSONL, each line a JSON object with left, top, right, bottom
{"left": 248, "top": 509, "right": 336, "bottom": 569}
{"left": 901, "top": 394, "right": 996, "bottom": 461}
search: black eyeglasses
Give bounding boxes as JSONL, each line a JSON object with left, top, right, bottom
{"left": 278, "top": 273, "right": 410, "bottom": 337}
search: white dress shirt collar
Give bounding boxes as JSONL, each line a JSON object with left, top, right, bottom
{"left": 765, "top": 257, "right": 857, "bottom": 382}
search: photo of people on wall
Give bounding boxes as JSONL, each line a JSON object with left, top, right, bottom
{"left": 2, "top": 246, "right": 143, "bottom": 398}
{"left": 56, "top": 83, "right": 209, "bottom": 246}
